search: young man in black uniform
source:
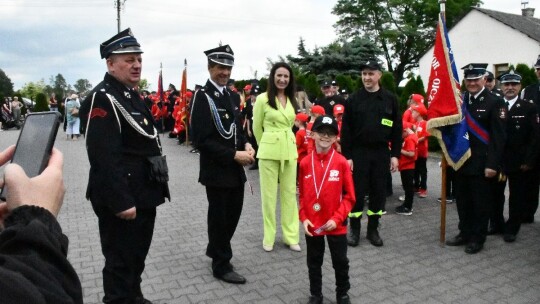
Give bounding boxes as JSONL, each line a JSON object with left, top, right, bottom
{"left": 314, "top": 81, "right": 346, "bottom": 116}
{"left": 340, "top": 60, "right": 402, "bottom": 247}
{"left": 498, "top": 71, "right": 540, "bottom": 242}
{"left": 520, "top": 55, "right": 540, "bottom": 223}
{"left": 446, "top": 63, "right": 506, "bottom": 254}
{"left": 190, "top": 44, "right": 255, "bottom": 284}
{"left": 80, "top": 28, "right": 170, "bottom": 304}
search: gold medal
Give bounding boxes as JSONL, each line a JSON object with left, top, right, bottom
{"left": 313, "top": 203, "right": 321, "bottom": 212}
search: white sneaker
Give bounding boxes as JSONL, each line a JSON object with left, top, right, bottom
{"left": 263, "top": 244, "right": 273, "bottom": 252}
{"left": 288, "top": 244, "right": 301, "bottom": 252}
{"left": 398, "top": 195, "right": 405, "bottom": 201}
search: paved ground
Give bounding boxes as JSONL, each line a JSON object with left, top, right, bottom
{"left": 1, "top": 128, "right": 540, "bottom": 304}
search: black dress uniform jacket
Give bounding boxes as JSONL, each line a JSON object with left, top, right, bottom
{"left": 459, "top": 89, "right": 507, "bottom": 175}
{"left": 522, "top": 81, "right": 540, "bottom": 112}
{"left": 340, "top": 87, "right": 402, "bottom": 159}
{"left": 314, "top": 94, "right": 346, "bottom": 116}
{"left": 80, "top": 73, "right": 170, "bottom": 213}
{"left": 503, "top": 98, "right": 540, "bottom": 173}
{"left": 190, "top": 80, "right": 247, "bottom": 187}
{"left": 0, "top": 206, "right": 82, "bottom": 304}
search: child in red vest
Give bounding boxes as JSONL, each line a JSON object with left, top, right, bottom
{"left": 333, "top": 104, "right": 344, "bottom": 153}
{"left": 299, "top": 115, "right": 355, "bottom": 304}
{"left": 306, "top": 105, "right": 326, "bottom": 154}
{"left": 411, "top": 104, "right": 429, "bottom": 198}
{"left": 396, "top": 122, "right": 418, "bottom": 215}
{"left": 295, "top": 113, "right": 310, "bottom": 167}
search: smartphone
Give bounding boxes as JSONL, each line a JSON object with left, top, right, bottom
{"left": 0, "top": 112, "right": 61, "bottom": 201}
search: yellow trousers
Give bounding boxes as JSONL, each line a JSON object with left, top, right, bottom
{"left": 259, "top": 159, "right": 300, "bottom": 246}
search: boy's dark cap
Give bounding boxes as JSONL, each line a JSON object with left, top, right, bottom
{"left": 100, "top": 28, "right": 143, "bottom": 59}
{"left": 312, "top": 115, "right": 339, "bottom": 135}
{"left": 535, "top": 54, "right": 540, "bottom": 68}
{"left": 204, "top": 44, "right": 234, "bottom": 66}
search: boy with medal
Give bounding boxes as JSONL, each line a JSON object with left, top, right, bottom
{"left": 299, "top": 115, "right": 355, "bottom": 304}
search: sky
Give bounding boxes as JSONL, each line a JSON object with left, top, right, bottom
{"left": 1, "top": 0, "right": 538, "bottom": 92}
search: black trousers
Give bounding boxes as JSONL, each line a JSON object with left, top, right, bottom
{"left": 350, "top": 146, "right": 389, "bottom": 215}
{"left": 454, "top": 174, "right": 493, "bottom": 243}
{"left": 400, "top": 169, "right": 415, "bottom": 209}
{"left": 305, "top": 234, "right": 349, "bottom": 297}
{"left": 445, "top": 166, "right": 456, "bottom": 198}
{"left": 205, "top": 185, "right": 244, "bottom": 276}
{"left": 414, "top": 157, "right": 427, "bottom": 190}
{"left": 93, "top": 205, "right": 157, "bottom": 304}
{"left": 507, "top": 170, "right": 536, "bottom": 235}
{"left": 524, "top": 167, "right": 540, "bottom": 221}
{"left": 490, "top": 179, "right": 507, "bottom": 230}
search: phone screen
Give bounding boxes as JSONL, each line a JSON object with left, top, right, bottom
{"left": 1, "top": 112, "right": 60, "bottom": 200}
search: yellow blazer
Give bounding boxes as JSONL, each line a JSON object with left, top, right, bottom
{"left": 253, "top": 92, "right": 298, "bottom": 161}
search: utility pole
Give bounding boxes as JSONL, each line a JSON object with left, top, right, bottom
{"left": 115, "top": 0, "right": 126, "bottom": 33}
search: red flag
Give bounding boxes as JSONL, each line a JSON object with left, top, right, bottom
{"left": 426, "top": 13, "right": 470, "bottom": 170}
{"left": 181, "top": 59, "right": 188, "bottom": 122}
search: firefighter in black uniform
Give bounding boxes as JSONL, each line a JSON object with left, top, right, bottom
{"left": 520, "top": 55, "right": 540, "bottom": 223}
{"left": 190, "top": 44, "right": 255, "bottom": 284}
{"left": 446, "top": 63, "right": 506, "bottom": 254}
{"left": 486, "top": 71, "right": 503, "bottom": 97}
{"left": 498, "top": 71, "right": 540, "bottom": 242}
{"left": 80, "top": 28, "right": 170, "bottom": 304}
{"left": 341, "top": 60, "right": 402, "bottom": 247}
{"left": 314, "top": 80, "right": 346, "bottom": 116}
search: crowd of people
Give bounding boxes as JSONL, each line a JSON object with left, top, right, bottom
{"left": 1, "top": 26, "right": 539, "bottom": 304}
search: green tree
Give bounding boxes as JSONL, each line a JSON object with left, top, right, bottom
{"left": 33, "top": 92, "right": 50, "bottom": 112}
{"left": 74, "top": 79, "right": 93, "bottom": 95}
{"left": 332, "top": 0, "right": 481, "bottom": 86}
{"left": 138, "top": 78, "right": 149, "bottom": 91}
{"left": 380, "top": 72, "right": 396, "bottom": 94}
{"left": 20, "top": 80, "right": 47, "bottom": 100}
{"left": 50, "top": 73, "right": 68, "bottom": 100}
{"left": 515, "top": 63, "right": 537, "bottom": 88}
{"left": 0, "top": 69, "right": 14, "bottom": 97}
{"left": 288, "top": 37, "right": 381, "bottom": 79}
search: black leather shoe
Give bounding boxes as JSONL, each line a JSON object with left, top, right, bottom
{"left": 446, "top": 234, "right": 467, "bottom": 246}
{"left": 503, "top": 234, "right": 516, "bottom": 243}
{"left": 337, "top": 294, "right": 351, "bottom": 304}
{"left": 308, "top": 295, "right": 323, "bottom": 304}
{"left": 464, "top": 242, "right": 483, "bottom": 254}
{"left": 214, "top": 271, "right": 246, "bottom": 284}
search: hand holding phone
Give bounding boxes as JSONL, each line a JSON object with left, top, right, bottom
{"left": 0, "top": 112, "right": 61, "bottom": 201}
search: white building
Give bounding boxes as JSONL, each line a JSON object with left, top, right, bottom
{"left": 419, "top": 7, "right": 540, "bottom": 88}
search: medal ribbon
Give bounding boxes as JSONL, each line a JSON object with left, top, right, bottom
{"left": 311, "top": 150, "right": 335, "bottom": 203}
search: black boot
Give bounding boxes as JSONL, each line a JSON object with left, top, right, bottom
{"left": 366, "top": 215, "right": 383, "bottom": 247}
{"left": 337, "top": 294, "right": 351, "bottom": 304}
{"left": 347, "top": 217, "right": 360, "bottom": 247}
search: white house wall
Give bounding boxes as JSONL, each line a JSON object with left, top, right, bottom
{"left": 419, "top": 9, "right": 540, "bottom": 89}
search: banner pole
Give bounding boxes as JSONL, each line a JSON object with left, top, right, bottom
{"left": 438, "top": 0, "right": 447, "bottom": 247}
